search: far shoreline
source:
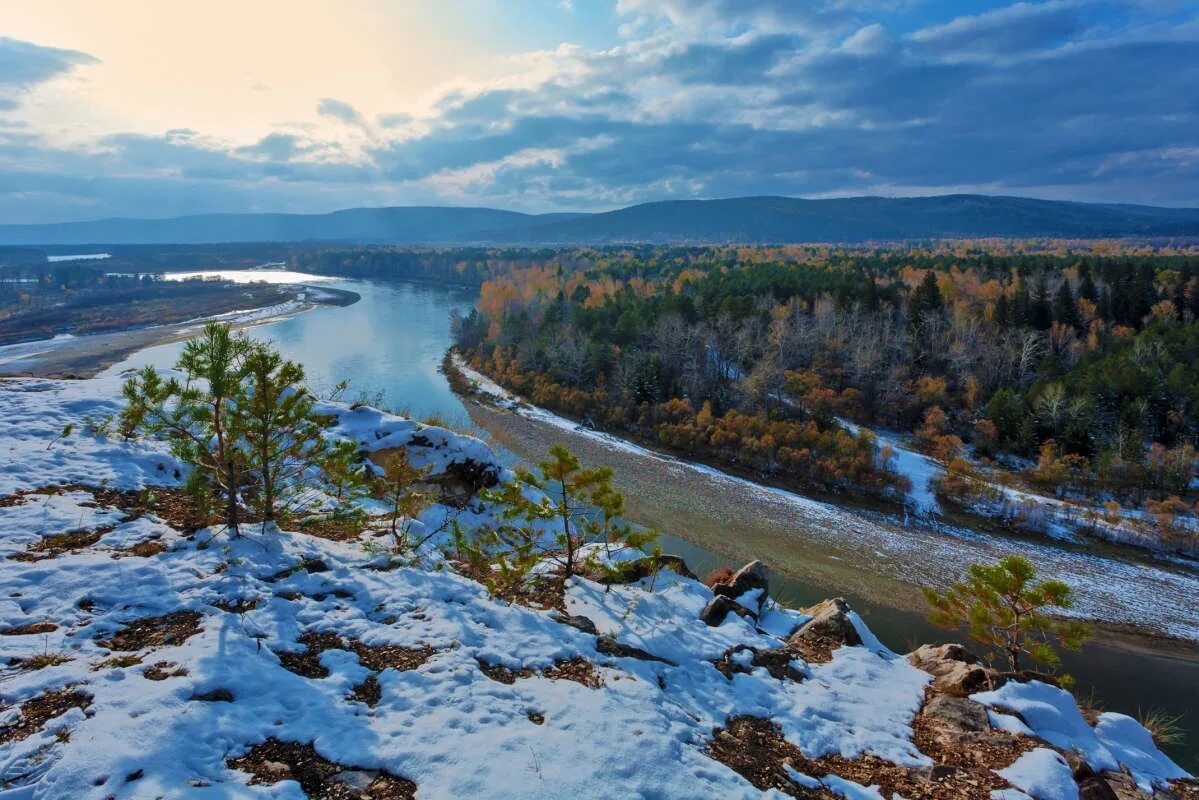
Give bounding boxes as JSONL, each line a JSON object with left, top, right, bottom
{"left": 0, "top": 284, "right": 359, "bottom": 379}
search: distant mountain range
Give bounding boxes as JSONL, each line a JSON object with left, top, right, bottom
{"left": 3, "top": 195, "right": 1198, "bottom": 247}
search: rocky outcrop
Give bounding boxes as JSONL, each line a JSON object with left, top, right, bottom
{"left": 908, "top": 643, "right": 1005, "bottom": 696}
{"left": 713, "top": 644, "right": 805, "bottom": 682}
{"left": 701, "top": 560, "right": 771, "bottom": 627}
{"left": 786, "top": 597, "right": 860, "bottom": 662}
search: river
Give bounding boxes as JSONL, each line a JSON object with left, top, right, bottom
{"left": 99, "top": 270, "right": 1198, "bottom": 768}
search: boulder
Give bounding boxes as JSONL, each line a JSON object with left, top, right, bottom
{"left": 787, "top": 598, "right": 860, "bottom": 661}
{"left": 713, "top": 644, "right": 805, "bottom": 682}
{"left": 909, "top": 643, "right": 1004, "bottom": 696}
{"left": 700, "top": 595, "right": 735, "bottom": 627}
{"left": 919, "top": 693, "right": 991, "bottom": 735}
{"left": 550, "top": 612, "right": 598, "bottom": 635}
{"left": 1078, "top": 773, "right": 1149, "bottom": 800}
{"left": 712, "top": 560, "right": 770, "bottom": 607}
{"left": 699, "top": 594, "right": 761, "bottom": 627}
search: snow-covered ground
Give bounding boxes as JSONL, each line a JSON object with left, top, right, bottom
{"left": 0, "top": 374, "right": 1191, "bottom": 798}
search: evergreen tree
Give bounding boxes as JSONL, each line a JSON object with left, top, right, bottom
{"left": 1052, "top": 281, "right": 1079, "bottom": 328}
{"left": 237, "top": 347, "right": 323, "bottom": 528}
{"left": 1078, "top": 263, "right": 1098, "bottom": 302}
{"left": 484, "top": 446, "right": 657, "bottom": 582}
{"left": 925, "top": 555, "right": 1091, "bottom": 676}
{"left": 993, "top": 292, "right": 1010, "bottom": 328}
{"left": 909, "top": 270, "right": 943, "bottom": 324}
{"left": 121, "top": 322, "right": 257, "bottom": 533}
{"left": 1031, "top": 276, "right": 1053, "bottom": 330}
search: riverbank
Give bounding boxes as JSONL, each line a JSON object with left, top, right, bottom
{"left": 450, "top": 356, "right": 1199, "bottom": 635}
{"left": 451, "top": 364, "right": 1199, "bottom": 770}
{"left": 0, "top": 284, "right": 358, "bottom": 378}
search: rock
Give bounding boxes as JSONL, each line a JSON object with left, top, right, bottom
{"left": 596, "top": 635, "right": 676, "bottom": 666}
{"left": 712, "top": 560, "right": 770, "bottom": 606}
{"left": 260, "top": 760, "right": 291, "bottom": 779}
{"left": 550, "top": 612, "right": 598, "bottom": 635}
{"left": 747, "top": 646, "right": 805, "bottom": 682}
{"left": 787, "top": 598, "right": 860, "bottom": 661}
{"left": 333, "top": 769, "right": 380, "bottom": 792}
{"left": 919, "top": 693, "right": 991, "bottom": 734}
{"left": 909, "top": 643, "right": 1004, "bottom": 696}
{"left": 700, "top": 595, "right": 735, "bottom": 626}
{"left": 1078, "top": 777, "right": 1120, "bottom": 800}
{"left": 713, "top": 644, "right": 803, "bottom": 681}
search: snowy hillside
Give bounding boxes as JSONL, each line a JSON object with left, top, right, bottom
{"left": 0, "top": 376, "right": 1192, "bottom": 799}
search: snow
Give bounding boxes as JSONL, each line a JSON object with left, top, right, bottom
{"left": 972, "top": 681, "right": 1118, "bottom": 772}
{"left": 839, "top": 419, "right": 941, "bottom": 516}
{"left": 0, "top": 373, "right": 940, "bottom": 799}
{"left": 1093, "top": 713, "right": 1189, "bottom": 792}
{"left": 995, "top": 749, "right": 1079, "bottom": 800}
{"left": 0, "top": 373, "right": 1191, "bottom": 799}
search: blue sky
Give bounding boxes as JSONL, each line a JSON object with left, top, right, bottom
{"left": 0, "top": 0, "right": 1196, "bottom": 223}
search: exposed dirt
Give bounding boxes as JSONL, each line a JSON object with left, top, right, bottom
{"left": 478, "top": 656, "right": 604, "bottom": 689}
{"left": 0, "top": 621, "right": 58, "bottom": 636}
{"left": 227, "top": 739, "right": 416, "bottom": 799}
{"left": 123, "top": 540, "right": 169, "bottom": 558}
{"left": 348, "top": 675, "right": 382, "bottom": 707}
{"left": 211, "top": 597, "right": 261, "bottom": 614}
{"left": 452, "top": 559, "right": 566, "bottom": 612}
{"left": 0, "top": 688, "right": 92, "bottom": 745}
{"left": 96, "top": 610, "right": 204, "bottom": 651}
{"left": 143, "top": 661, "right": 189, "bottom": 681}
{"left": 0, "top": 484, "right": 214, "bottom": 535}
{"left": 8, "top": 528, "right": 110, "bottom": 561}
{"left": 710, "top": 714, "right": 1012, "bottom": 800}
{"left": 275, "top": 631, "right": 436, "bottom": 680}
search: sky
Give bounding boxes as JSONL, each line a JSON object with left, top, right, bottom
{"left": 0, "top": 0, "right": 1196, "bottom": 223}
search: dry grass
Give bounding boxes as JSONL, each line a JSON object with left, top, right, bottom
{"left": 1138, "top": 708, "right": 1185, "bottom": 746}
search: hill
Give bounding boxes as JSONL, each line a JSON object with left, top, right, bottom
{"left": 2, "top": 195, "right": 1198, "bottom": 246}
{"left": 0, "top": 375, "right": 1190, "bottom": 797}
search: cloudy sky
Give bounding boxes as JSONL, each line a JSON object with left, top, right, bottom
{"left": 1, "top": 0, "right": 1196, "bottom": 223}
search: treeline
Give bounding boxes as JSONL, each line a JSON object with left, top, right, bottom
{"left": 0, "top": 268, "right": 283, "bottom": 345}
{"left": 453, "top": 242, "right": 1199, "bottom": 517}
{"left": 288, "top": 244, "right": 781, "bottom": 287}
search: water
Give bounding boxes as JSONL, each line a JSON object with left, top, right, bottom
{"left": 100, "top": 273, "right": 480, "bottom": 431}
{"left": 100, "top": 270, "right": 1198, "bottom": 769}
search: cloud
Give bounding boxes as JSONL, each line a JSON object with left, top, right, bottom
{"left": 0, "top": 37, "right": 98, "bottom": 89}
{"left": 3, "top": 2, "right": 1199, "bottom": 221}
{"left": 0, "top": 37, "right": 98, "bottom": 112}
{"left": 908, "top": 1, "right": 1086, "bottom": 60}
{"left": 317, "top": 97, "right": 367, "bottom": 127}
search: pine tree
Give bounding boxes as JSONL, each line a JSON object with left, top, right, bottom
{"left": 1078, "top": 263, "right": 1098, "bottom": 302}
{"left": 1052, "top": 281, "right": 1079, "bottom": 328}
{"left": 1031, "top": 276, "right": 1053, "bottom": 330}
{"left": 924, "top": 555, "right": 1090, "bottom": 677}
{"left": 121, "top": 322, "right": 257, "bottom": 534}
{"left": 237, "top": 347, "right": 323, "bottom": 528}
{"left": 480, "top": 445, "right": 658, "bottom": 586}
{"left": 375, "top": 449, "right": 433, "bottom": 552}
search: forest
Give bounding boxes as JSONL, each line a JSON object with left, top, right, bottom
{"left": 451, "top": 242, "right": 1199, "bottom": 544}
{"left": 0, "top": 265, "right": 287, "bottom": 345}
